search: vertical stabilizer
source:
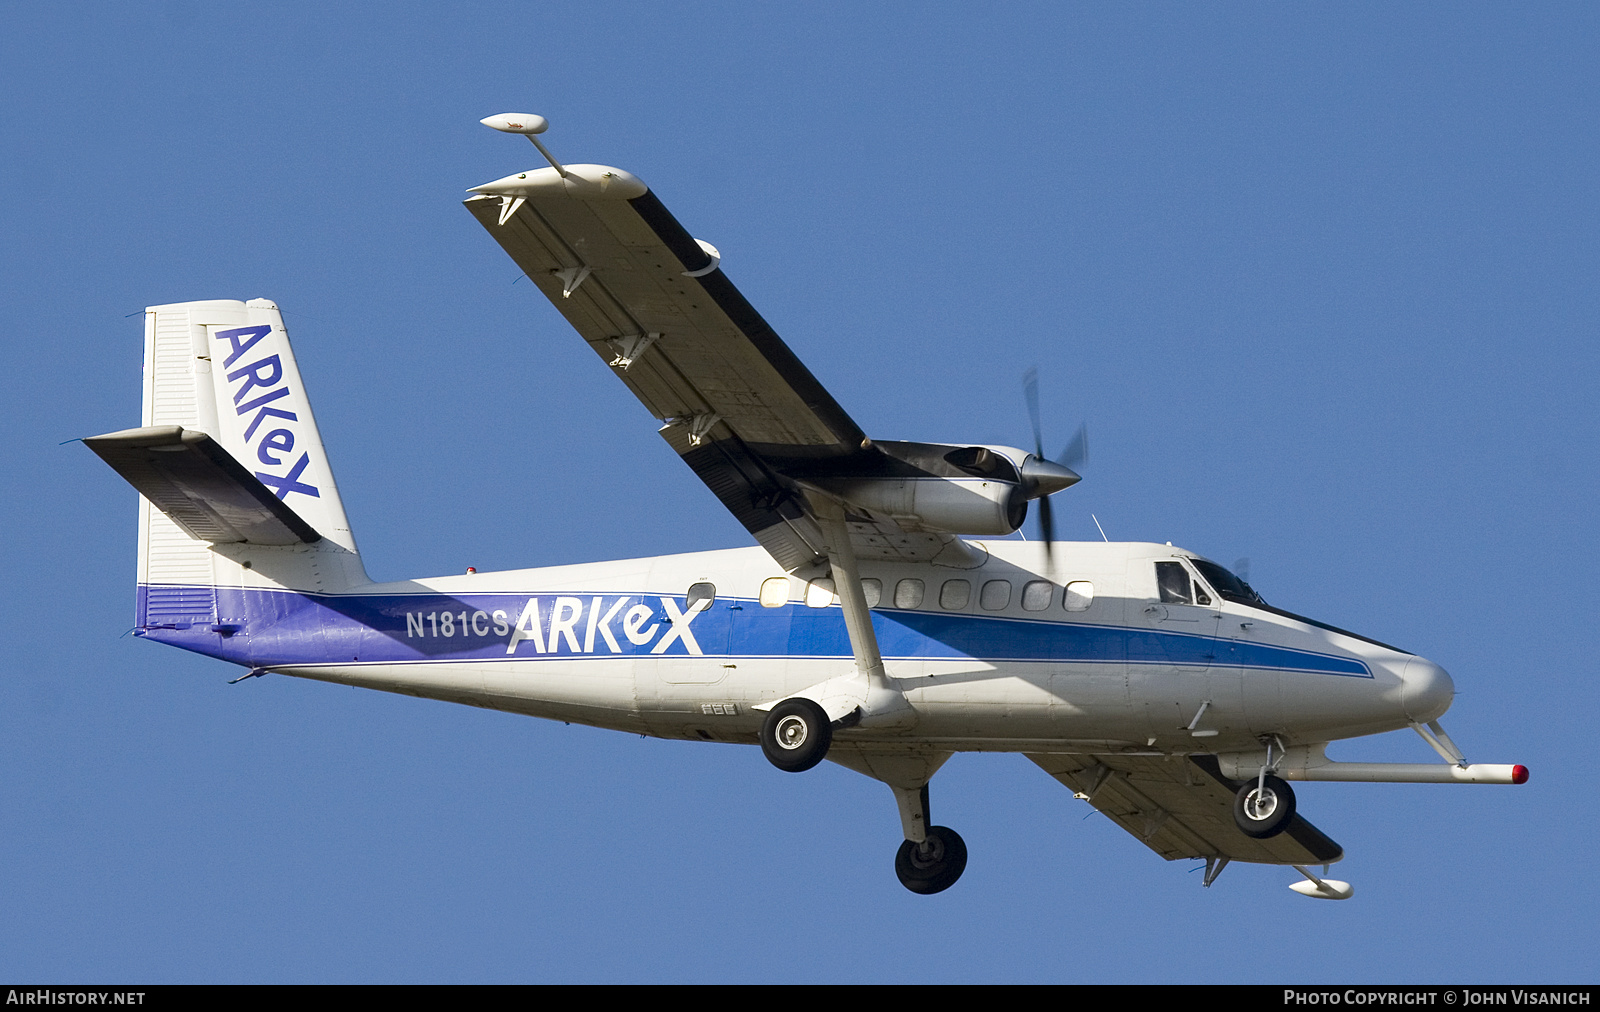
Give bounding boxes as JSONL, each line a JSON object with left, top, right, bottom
{"left": 136, "top": 300, "right": 367, "bottom": 633}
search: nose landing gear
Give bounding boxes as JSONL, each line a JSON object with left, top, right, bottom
{"left": 1233, "top": 774, "right": 1296, "bottom": 838}
{"left": 1231, "top": 735, "right": 1297, "bottom": 839}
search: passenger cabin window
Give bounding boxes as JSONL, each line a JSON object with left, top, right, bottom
{"left": 688, "top": 582, "right": 716, "bottom": 609}
{"left": 1022, "top": 580, "right": 1053, "bottom": 611}
{"left": 861, "top": 578, "right": 882, "bottom": 608}
{"left": 759, "top": 577, "right": 790, "bottom": 608}
{"left": 806, "top": 578, "right": 836, "bottom": 608}
{"left": 940, "top": 579, "right": 971, "bottom": 610}
{"left": 894, "top": 579, "right": 925, "bottom": 609}
{"left": 1155, "top": 562, "right": 1191, "bottom": 605}
{"left": 1064, "top": 581, "right": 1094, "bottom": 612}
{"left": 980, "top": 580, "right": 1011, "bottom": 611}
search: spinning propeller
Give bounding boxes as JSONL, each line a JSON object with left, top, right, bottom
{"left": 1021, "top": 366, "right": 1089, "bottom": 561}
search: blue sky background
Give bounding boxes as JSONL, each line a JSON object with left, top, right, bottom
{"left": 2, "top": 2, "right": 1595, "bottom": 983}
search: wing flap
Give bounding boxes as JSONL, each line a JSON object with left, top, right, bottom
{"left": 1026, "top": 752, "right": 1343, "bottom": 866}
{"left": 657, "top": 417, "right": 825, "bottom": 572}
{"left": 84, "top": 425, "right": 321, "bottom": 545}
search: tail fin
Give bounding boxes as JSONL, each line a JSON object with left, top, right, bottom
{"left": 112, "top": 299, "right": 368, "bottom": 632}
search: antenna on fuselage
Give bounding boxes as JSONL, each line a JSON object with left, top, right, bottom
{"left": 1091, "top": 514, "right": 1109, "bottom": 542}
{"left": 480, "top": 113, "right": 569, "bottom": 178}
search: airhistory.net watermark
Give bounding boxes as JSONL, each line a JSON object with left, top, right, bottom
{"left": 5, "top": 993, "right": 145, "bottom": 1005}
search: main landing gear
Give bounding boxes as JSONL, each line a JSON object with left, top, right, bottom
{"left": 759, "top": 698, "right": 833, "bottom": 773}
{"left": 895, "top": 825, "right": 968, "bottom": 895}
{"left": 759, "top": 716, "right": 967, "bottom": 895}
{"left": 887, "top": 781, "right": 966, "bottom": 894}
{"left": 761, "top": 496, "right": 967, "bottom": 893}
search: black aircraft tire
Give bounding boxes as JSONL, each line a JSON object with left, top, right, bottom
{"left": 895, "top": 825, "right": 969, "bottom": 895}
{"left": 759, "top": 698, "right": 832, "bottom": 773}
{"left": 1233, "top": 775, "right": 1296, "bottom": 839}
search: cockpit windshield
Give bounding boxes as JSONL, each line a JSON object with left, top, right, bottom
{"left": 1190, "top": 558, "right": 1266, "bottom": 606}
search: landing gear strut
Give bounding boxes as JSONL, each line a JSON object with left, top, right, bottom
{"left": 886, "top": 781, "right": 966, "bottom": 894}
{"left": 895, "top": 825, "right": 968, "bottom": 895}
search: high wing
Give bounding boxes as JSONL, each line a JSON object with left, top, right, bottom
{"left": 465, "top": 165, "right": 872, "bottom": 572}
{"left": 465, "top": 162, "right": 1053, "bottom": 573}
{"left": 1025, "top": 752, "right": 1344, "bottom": 867}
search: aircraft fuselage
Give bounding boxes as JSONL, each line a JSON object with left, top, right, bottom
{"left": 138, "top": 539, "right": 1450, "bottom": 756}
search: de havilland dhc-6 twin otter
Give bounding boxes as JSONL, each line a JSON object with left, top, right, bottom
{"left": 86, "top": 115, "right": 1526, "bottom": 899}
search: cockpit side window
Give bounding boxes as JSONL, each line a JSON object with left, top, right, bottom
{"left": 1155, "top": 561, "right": 1192, "bottom": 605}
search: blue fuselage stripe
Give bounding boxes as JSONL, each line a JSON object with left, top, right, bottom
{"left": 133, "top": 585, "right": 1374, "bottom": 677}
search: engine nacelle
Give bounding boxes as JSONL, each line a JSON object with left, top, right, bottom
{"left": 825, "top": 475, "right": 1026, "bottom": 535}
{"left": 810, "top": 441, "right": 1033, "bottom": 536}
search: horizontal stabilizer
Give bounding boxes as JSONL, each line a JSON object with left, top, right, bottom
{"left": 85, "top": 425, "right": 321, "bottom": 545}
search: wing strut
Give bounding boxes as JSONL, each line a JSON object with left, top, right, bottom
{"left": 804, "top": 492, "right": 915, "bottom": 729}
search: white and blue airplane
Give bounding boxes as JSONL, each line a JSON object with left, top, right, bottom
{"left": 86, "top": 115, "right": 1526, "bottom": 898}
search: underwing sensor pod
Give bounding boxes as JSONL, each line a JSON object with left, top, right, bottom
{"left": 85, "top": 115, "right": 1526, "bottom": 900}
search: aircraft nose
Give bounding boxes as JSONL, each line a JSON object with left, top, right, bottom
{"left": 1400, "top": 656, "right": 1455, "bottom": 722}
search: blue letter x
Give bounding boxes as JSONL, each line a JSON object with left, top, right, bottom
{"left": 256, "top": 452, "right": 321, "bottom": 500}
